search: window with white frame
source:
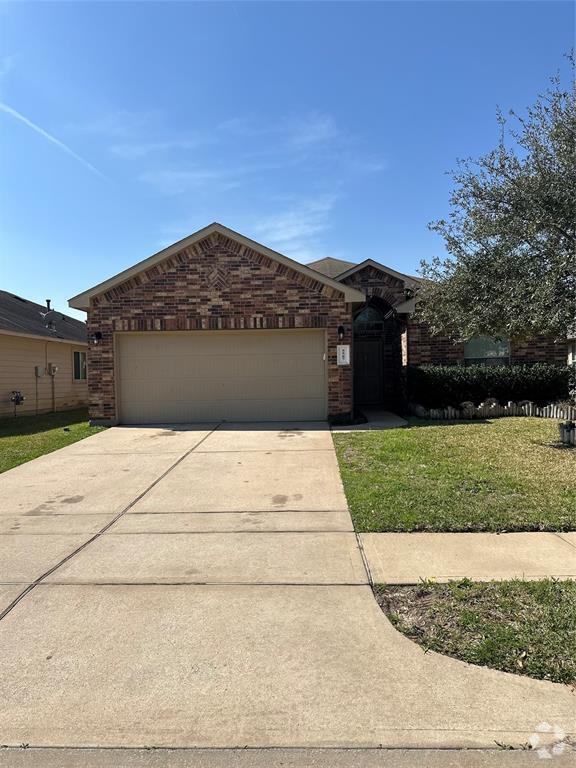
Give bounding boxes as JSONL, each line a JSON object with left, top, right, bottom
{"left": 73, "top": 350, "right": 87, "bottom": 380}
{"left": 464, "top": 336, "right": 510, "bottom": 366}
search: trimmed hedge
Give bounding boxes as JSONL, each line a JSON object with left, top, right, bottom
{"left": 407, "top": 363, "right": 573, "bottom": 409}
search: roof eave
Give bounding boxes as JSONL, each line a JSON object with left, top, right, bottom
{"left": 0, "top": 328, "right": 88, "bottom": 345}
{"left": 69, "top": 223, "right": 365, "bottom": 310}
{"left": 336, "top": 258, "right": 420, "bottom": 288}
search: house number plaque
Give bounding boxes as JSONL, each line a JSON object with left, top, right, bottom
{"left": 336, "top": 345, "right": 350, "bottom": 365}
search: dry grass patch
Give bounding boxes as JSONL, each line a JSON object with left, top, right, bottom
{"left": 376, "top": 579, "right": 576, "bottom": 685}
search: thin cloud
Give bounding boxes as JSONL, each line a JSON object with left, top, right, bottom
{"left": 138, "top": 157, "right": 296, "bottom": 195}
{"left": 0, "top": 56, "right": 15, "bottom": 81}
{"left": 217, "top": 112, "right": 340, "bottom": 149}
{"left": 138, "top": 168, "right": 240, "bottom": 195}
{"left": 253, "top": 195, "right": 339, "bottom": 261}
{"left": 0, "top": 102, "right": 105, "bottom": 178}
{"left": 68, "top": 109, "right": 155, "bottom": 138}
{"left": 287, "top": 113, "right": 340, "bottom": 147}
{"left": 254, "top": 196, "right": 336, "bottom": 243}
{"left": 110, "top": 137, "right": 211, "bottom": 159}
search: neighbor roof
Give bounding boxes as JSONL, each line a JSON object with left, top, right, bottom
{"left": 307, "top": 257, "right": 355, "bottom": 278}
{"left": 69, "top": 222, "right": 366, "bottom": 310}
{"left": 0, "top": 291, "right": 87, "bottom": 343}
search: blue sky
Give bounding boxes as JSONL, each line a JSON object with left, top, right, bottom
{"left": 1, "top": 1, "right": 573, "bottom": 319}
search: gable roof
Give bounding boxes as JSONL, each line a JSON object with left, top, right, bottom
{"left": 0, "top": 291, "right": 87, "bottom": 343}
{"left": 336, "top": 258, "right": 421, "bottom": 287}
{"left": 306, "top": 256, "right": 355, "bottom": 278}
{"left": 69, "top": 223, "right": 366, "bottom": 310}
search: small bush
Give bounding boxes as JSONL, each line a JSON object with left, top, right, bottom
{"left": 407, "top": 363, "right": 572, "bottom": 408}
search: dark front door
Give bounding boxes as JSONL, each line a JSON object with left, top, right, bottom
{"left": 354, "top": 337, "right": 384, "bottom": 405}
{"left": 353, "top": 301, "right": 403, "bottom": 409}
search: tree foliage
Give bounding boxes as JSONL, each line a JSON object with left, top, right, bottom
{"left": 418, "top": 55, "right": 576, "bottom": 341}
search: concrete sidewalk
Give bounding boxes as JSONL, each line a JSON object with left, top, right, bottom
{"left": 332, "top": 408, "right": 408, "bottom": 432}
{"left": 361, "top": 532, "right": 576, "bottom": 583}
{"left": 1, "top": 747, "right": 573, "bottom": 768}
{"left": 0, "top": 423, "right": 573, "bottom": 752}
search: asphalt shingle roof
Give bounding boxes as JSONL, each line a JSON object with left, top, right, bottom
{"left": 306, "top": 257, "right": 356, "bottom": 278}
{"left": 0, "top": 291, "right": 87, "bottom": 343}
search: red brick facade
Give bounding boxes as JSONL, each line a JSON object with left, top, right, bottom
{"left": 337, "top": 264, "right": 568, "bottom": 368}
{"left": 340, "top": 264, "right": 406, "bottom": 306}
{"left": 405, "top": 321, "right": 465, "bottom": 365}
{"left": 510, "top": 337, "right": 567, "bottom": 365}
{"left": 341, "top": 264, "right": 406, "bottom": 405}
{"left": 87, "top": 231, "right": 354, "bottom": 423}
{"left": 405, "top": 320, "right": 568, "bottom": 366}
{"left": 83, "top": 234, "right": 569, "bottom": 422}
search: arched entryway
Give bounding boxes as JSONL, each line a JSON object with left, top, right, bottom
{"left": 353, "top": 298, "right": 403, "bottom": 410}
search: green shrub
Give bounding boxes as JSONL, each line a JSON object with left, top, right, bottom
{"left": 407, "top": 363, "right": 572, "bottom": 408}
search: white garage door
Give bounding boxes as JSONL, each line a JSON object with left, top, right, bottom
{"left": 117, "top": 330, "right": 327, "bottom": 423}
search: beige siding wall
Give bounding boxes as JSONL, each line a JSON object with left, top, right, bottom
{"left": 0, "top": 334, "right": 88, "bottom": 417}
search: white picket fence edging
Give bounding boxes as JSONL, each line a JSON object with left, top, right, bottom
{"left": 410, "top": 399, "right": 576, "bottom": 433}
{"left": 559, "top": 421, "right": 576, "bottom": 446}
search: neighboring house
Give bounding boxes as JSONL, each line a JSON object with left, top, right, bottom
{"left": 0, "top": 291, "right": 88, "bottom": 417}
{"left": 68, "top": 222, "right": 569, "bottom": 425}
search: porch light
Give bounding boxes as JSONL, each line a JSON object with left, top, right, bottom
{"left": 91, "top": 331, "right": 103, "bottom": 345}
{"left": 337, "top": 325, "right": 346, "bottom": 341}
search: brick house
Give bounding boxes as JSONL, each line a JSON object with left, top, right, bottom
{"left": 69, "top": 222, "right": 569, "bottom": 425}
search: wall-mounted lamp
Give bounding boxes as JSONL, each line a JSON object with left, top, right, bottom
{"left": 91, "top": 331, "right": 103, "bottom": 345}
{"left": 337, "top": 325, "right": 346, "bottom": 341}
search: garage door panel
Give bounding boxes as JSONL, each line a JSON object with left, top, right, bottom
{"left": 119, "top": 332, "right": 325, "bottom": 358}
{"left": 120, "top": 398, "right": 325, "bottom": 424}
{"left": 117, "top": 331, "right": 327, "bottom": 423}
{"left": 123, "top": 375, "right": 327, "bottom": 403}
{"left": 121, "top": 354, "right": 326, "bottom": 382}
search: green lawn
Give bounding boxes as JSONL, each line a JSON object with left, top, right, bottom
{"left": 334, "top": 417, "right": 576, "bottom": 532}
{"left": 375, "top": 579, "right": 576, "bottom": 685}
{"left": 0, "top": 409, "right": 104, "bottom": 474}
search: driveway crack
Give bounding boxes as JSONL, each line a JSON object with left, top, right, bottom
{"left": 553, "top": 532, "right": 576, "bottom": 550}
{"left": 0, "top": 422, "right": 224, "bottom": 622}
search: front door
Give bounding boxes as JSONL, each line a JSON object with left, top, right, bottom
{"left": 354, "top": 337, "right": 384, "bottom": 405}
{"left": 353, "top": 302, "right": 403, "bottom": 409}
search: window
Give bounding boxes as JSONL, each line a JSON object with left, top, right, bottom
{"left": 353, "top": 305, "right": 388, "bottom": 332}
{"left": 464, "top": 336, "right": 510, "bottom": 366}
{"left": 73, "top": 350, "right": 87, "bottom": 380}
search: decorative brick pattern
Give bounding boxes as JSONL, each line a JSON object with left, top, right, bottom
{"left": 87, "top": 232, "right": 354, "bottom": 422}
{"left": 85, "top": 232, "right": 567, "bottom": 423}
{"left": 204, "top": 266, "right": 230, "bottom": 291}
{"left": 340, "top": 265, "right": 406, "bottom": 306}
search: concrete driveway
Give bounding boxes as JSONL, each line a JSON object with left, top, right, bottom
{"left": 0, "top": 422, "right": 573, "bottom": 755}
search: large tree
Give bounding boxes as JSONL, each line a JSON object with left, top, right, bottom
{"left": 417, "top": 56, "right": 576, "bottom": 341}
